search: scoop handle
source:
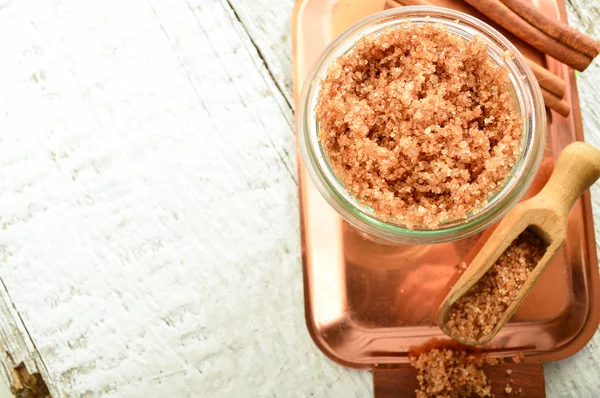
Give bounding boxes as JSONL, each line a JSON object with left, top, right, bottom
{"left": 537, "top": 142, "right": 600, "bottom": 215}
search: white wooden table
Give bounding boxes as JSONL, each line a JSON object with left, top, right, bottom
{"left": 0, "top": 0, "right": 598, "bottom": 396}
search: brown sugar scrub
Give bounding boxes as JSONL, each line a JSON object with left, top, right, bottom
{"left": 410, "top": 348, "right": 498, "bottom": 398}
{"left": 315, "top": 24, "right": 523, "bottom": 229}
{"left": 445, "top": 229, "right": 547, "bottom": 342}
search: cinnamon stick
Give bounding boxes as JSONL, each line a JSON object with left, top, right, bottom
{"left": 525, "top": 59, "right": 565, "bottom": 99}
{"left": 386, "top": 0, "right": 568, "bottom": 114}
{"left": 463, "top": 0, "right": 592, "bottom": 71}
{"left": 387, "top": 0, "right": 431, "bottom": 6}
{"left": 499, "top": 0, "right": 599, "bottom": 58}
{"left": 387, "top": 0, "right": 567, "bottom": 99}
{"left": 541, "top": 88, "right": 570, "bottom": 118}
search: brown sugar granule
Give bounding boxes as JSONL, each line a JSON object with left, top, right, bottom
{"left": 409, "top": 349, "right": 495, "bottom": 398}
{"left": 512, "top": 352, "right": 525, "bottom": 364}
{"left": 445, "top": 230, "right": 546, "bottom": 342}
{"left": 315, "top": 24, "right": 523, "bottom": 229}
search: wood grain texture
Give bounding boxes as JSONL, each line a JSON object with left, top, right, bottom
{"left": 0, "top": 0, "right": 597, "bottom": 397}
{"left": 0, "top": 281, "right": 53, "bottom": 396}
{"left": 226, "top": 0, "right": 295, "bottom": 108}
{"left": 374, "top": 363, "right": 545, "bottom": 397}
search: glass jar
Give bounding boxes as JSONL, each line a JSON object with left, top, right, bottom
{"left": 297, "top": 6, "right": 546, "bottom": 244}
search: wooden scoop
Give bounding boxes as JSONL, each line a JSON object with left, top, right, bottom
{"left": 437, "top": 141, "right": 600, "bottom": 345}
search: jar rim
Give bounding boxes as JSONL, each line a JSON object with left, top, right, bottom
{"left": 298, "top": 6, "right": 546, "bottom": 244}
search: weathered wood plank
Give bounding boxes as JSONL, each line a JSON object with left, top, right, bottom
{"left": 225, "top": 0, "right": 296, "bottom": 107}
{"left": 0, "top": 0, "right": 314, "bottom": 396}
{"left": 0, "top": 280, "right": 54, "bottom": 397}
{"left": 0, "top": 0, "right": 598, "bottom": 396}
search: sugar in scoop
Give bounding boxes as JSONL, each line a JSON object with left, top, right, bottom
{"left": 444, "top": 229, "right": 547, "bottom": 343}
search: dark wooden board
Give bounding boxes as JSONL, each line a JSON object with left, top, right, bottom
{"left": 374, "top": 363, "right": 545, "bottom": 397}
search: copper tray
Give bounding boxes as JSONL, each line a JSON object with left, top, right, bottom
{"left": 293, "top": 0, "right": 600, "bottom": 375}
